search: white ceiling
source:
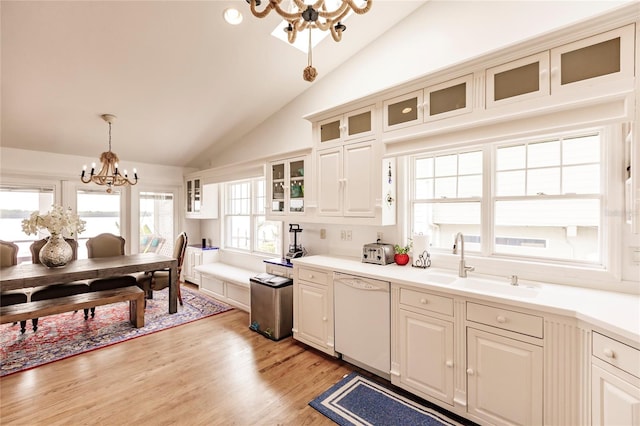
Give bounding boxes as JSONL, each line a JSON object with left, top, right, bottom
{"left": 1, "top": 1, "right": 427, "bottom": 168}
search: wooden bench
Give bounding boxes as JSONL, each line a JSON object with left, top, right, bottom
{"left": 0, "top": 285, "right": 145, "bottom": 329}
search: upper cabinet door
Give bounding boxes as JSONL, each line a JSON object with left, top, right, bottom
{"left": 486, "top": 52, "right": 550, "bottom": 107}
{"left": 318, "top": 105, "right": 375, "bottom": 147}
{"left": 268, "top": 156, "right": 307, "bottom": 218}
{"left": 550, "top": 24, "right": 635, "bottom": 93}
{"left": 383, "top": 90, "right": 424, "bottom": 132}
{"left": 424, "top": 74, "right": 473, "bottom": 122}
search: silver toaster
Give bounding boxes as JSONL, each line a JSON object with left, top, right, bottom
{"left": 362, "top": 242, "right": 395, "bottom": 265}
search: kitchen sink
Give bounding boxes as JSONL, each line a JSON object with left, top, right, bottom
{"left": 424, "top": 273, "right": 457, "bottom": 285}
{"left": 460, "top": 278, "right": 540, "bottom": 298}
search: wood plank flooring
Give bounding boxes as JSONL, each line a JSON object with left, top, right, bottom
{"left": 0, "top": 288, "right": 358, "bottom": 425}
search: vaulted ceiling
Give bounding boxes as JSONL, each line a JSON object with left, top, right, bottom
{"left": 1, "top": 1, "right": 427, "bottom": 168}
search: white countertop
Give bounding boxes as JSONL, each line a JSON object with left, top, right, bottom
{"left": 292, "top": 255, "right": 640, "bottom": 345}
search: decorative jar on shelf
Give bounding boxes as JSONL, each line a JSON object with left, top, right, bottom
{"left": 39, "top": 234, "right": 73, "bottom": 267}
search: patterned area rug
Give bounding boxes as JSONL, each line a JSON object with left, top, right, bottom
{"left": 0, "top": 286, "right": 232, "bottom": 377}
{"left": 310, "top": 372, "right": 471, "bottom": 426}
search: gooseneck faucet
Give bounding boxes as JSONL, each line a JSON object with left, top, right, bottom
{"left": 453, "top": 232, "right": 474, "bottom": 278}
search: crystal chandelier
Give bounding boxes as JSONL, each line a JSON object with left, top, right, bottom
{"left": 246, "top": 0, "right": 373, "bottom": 82}
{"left": 80, "top": 114, "right": 138, "bottom": 193}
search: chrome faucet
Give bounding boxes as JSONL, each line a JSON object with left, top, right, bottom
{"left": 453, "top": 232, "right": 474, "bottom": 278}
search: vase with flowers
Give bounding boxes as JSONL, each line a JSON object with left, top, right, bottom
{"left": 393, "top": 240, "right": 413, "bottom": 266}
{"left": 21, "top": 205, "right": 86, "bottom": 267}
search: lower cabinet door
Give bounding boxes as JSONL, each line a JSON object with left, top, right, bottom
{"left": 398, "top": 309, "right": 454, "bottom": 405}
{"left": 592, "top": 364, "right": 640, "bottom": 426}
{"left": 467, "top": 328, "right": 543, "bottom": 425}
{"left": 294, "top": 281, "right": 330, "bottom": 352}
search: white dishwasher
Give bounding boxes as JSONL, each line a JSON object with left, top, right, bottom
{"left": 334, "top": 272, "right": 390, "bottom": 379}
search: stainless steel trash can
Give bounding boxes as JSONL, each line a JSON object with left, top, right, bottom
{"left": 249, "top": 273, "right": 293, "bottom": 341}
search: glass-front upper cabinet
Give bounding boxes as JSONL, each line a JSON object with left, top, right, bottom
{"left": 186, "top": 178, "right": 201, "bottom": 215}
{"left": 384, "top": 75, "right": 473, "bottom": 132}
{"left": 269, "top": 156, "right": 306, "bottom": 216}
{"left": 318, "top": 105, "right": 375, "bottom": 146}
{"left": 486, "top": 52, "right": 550, "bottom": 107}
{"left": 550, "top": 24, "right": 634, "bottom": 94}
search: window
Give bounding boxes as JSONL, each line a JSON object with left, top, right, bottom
{"left": 225, "top": 178, "right": 281, "bottom": 255}
{"left": 76, "top": 189, "right": 121, "bottom": 259}
{"left": 412, "top": 149, "right": 483, "bottom": 251}
{"left": 140, "top": 192, "right": 174, "bottom": 256}
{"left": 0, "top": 185, "right": 55, "bottom": 263}
{"left": 411, "top": 130, "right": 604, "bottom": 266}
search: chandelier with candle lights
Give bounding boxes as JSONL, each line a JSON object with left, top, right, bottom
{"left": 246, "top": 0, "right": 372, "bottom": 82}
{"left": 80, "top": 114, "right": 138, "bottom": 193}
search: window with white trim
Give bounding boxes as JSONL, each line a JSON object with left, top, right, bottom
{"left": 225, "top": 178, "right": 281, "bottom": 255}
{"left": 411, "top": 130, "right": 604, "bottom": 265}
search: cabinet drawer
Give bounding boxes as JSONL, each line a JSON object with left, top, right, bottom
{"left": 400, "top": 288, "right": 453, "bottom": 317}
{"left": 593, "top": 332, "right": 640, "bottom": 378}
{"left": 467, "top": 302, "right": 543, "bottom": 338}
{"left": 297, "top": 267, "right": 329, "bottom": 285}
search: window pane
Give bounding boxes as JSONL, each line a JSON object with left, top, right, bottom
{"left": 415, "top": 178, "right": 433, "bottom": 199}
{"left": 255, "top": 217, "right": 280, "bottom": 254}
{"left": 413, "top": 202, "right": 481, "bottom": 250}
{"left": 459, "top": 151, "right": 482, "bottom": 175}
{"left": 496, "top": 145, "right": 525, "bottom": 171}
{"left": 563, "top": 164, "right": 600, "bottom": 194}
{"left": 0, "top": 185, "right": 55, "bottom": 263}
{"left": 528, "top": 140, "right": 560, "bottom": 167}
{"left": 415, "top": 157, "right": 434, "bottom": 178}
{"left": 495, "top": 199, "right": 599, "bottom": 262}
{"left": 435, "top": 154, "right": 457, "bottom": 177}
{"left": 228, "top": 216, "right": 250, "bottom": 250}
{"left": 77, "top": 190, "right": 121, "bottom": 259}
{"left": 527, "top": 168, "right": 560, "bottom": 195}
{"left": 434, "top": 177, "right": 457, "bottom": 198}
{"left": 563, "top": 134, "right": 600, "bottom": 165}
{"left": 458, "top": 175, "right": 482, "bottom": 198}
{"left": 496, "top": 170, "right": 525, "bottom": 196}
{"left": 140, "top": 192, "right": 174, "bottom": 256}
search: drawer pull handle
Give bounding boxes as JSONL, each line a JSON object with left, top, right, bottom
{"left": 446, "top": 361, "right": 453, "bottom": 368}
{"left": 603, "top": 348, "right": 615, "bottom": 358}
{"left": 496, "top": 315, "right": 506, "bottom": 323}
{"left": 420, "top": 298, "right": 428, "bottom": 304}
{"left": 466, "top": 368, "right": 474, "bottom": 376}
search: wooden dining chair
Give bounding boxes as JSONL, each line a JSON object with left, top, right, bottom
{"left": 0, "top": 240, "right": 29, "bottom": 333}
{"left": 136, "top": 232, "right": 187, "bottom": 306}
{"left": 85, "top": 233, "right": 136, "bottom": 317}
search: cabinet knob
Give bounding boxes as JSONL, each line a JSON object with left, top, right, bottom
{"left": 466, "top": 368, "right": 474, "bottom": 375}
{"left": 446, "top": 361, "right": 453, "bottom": 368}
{"left": 603, "top": 348, "right": 615, "bottom": 358}
{"left": 322, "top": 317, "right": 327, "bottom": 322}
{"left": 496, "top": 315, "right": 506, "bottom": 323}
{"left": 420, "top": 298, "right": 428, "bottom": 304}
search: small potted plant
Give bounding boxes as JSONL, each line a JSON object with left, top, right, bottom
{"left": 394, "top": 240, "right": 412, "bottom": 266}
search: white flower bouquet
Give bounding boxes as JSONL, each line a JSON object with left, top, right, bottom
{"left": 21, "top": 204, "right": 86, "bottom": 237}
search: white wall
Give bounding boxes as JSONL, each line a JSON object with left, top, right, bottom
{"left": 203, "top": 1, "right": 631, "bottom": 168}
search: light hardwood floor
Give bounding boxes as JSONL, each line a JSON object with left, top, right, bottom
{"left": 1, "top": 287, "right": 360, "bottom": 425}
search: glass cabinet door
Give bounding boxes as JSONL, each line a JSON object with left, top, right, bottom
{"left": 186, "top": 180, "right": 193, "bottom": 213}
{"left": 486, "top": 52, "right": 550, "bottom": 107}
{"left": 289, "top": 159, "right": 304, "bottom": 213}
{"left": 384, "top": 90, "right": 423, "bottom": 131}
{"left": 271, "top": 163, "right": 285, "bottom": 213}
{"left": 424, "top": 74, "right": 473, "bottom": 121}
{"left": 193, "top": 179, "right": 201, "bottom": 213}
{"left": 319, "top": 117, "right": 342, "bottom": 144}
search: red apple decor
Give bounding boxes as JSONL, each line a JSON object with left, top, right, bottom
{"left": 394, "top": 241, "right": 412, "bottom": 266}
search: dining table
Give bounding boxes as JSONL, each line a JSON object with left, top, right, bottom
{"left": 0, "top": 253, "right": 179, "bottom": 314}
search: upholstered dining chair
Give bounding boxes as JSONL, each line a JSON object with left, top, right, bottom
{"left": 85, "top": 233, "right": 136, "bottom": 317}
{"left": 137, "top": 232, "right": 187, "bottom": 306}
{"left": 29, "top": 238, "right": 90, "bottom": 331}
{"left": 0, "top": 240, "right": 29, "bottom": 333}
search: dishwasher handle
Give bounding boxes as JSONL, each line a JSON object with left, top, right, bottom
{"left": 335, "top": 275, "right": 389, "bottom": 291}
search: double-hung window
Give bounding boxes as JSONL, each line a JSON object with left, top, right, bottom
{"left": 411, "top": 129, "right": 605, "bottom": 267}
{"left": 225, "top": 178, "right": 281, "bottom": 255}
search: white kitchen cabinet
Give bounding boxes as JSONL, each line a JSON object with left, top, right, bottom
{"left": 383, "top": 74, "right": 473, "bottom": 132}
{"left": 265, "top": 262, "right": 293, "bottom": 278}
{"left": 550, "top": 24, "right": 635, "bottom": 95}
{"left": 466, "top": 302, "right": 543, "bottom": 426}
{"left": 185, "top": 177, "right": 218, "bottom": 219}
{"left": 316, "top": 140, "right": 375, "bottom": 217}
{"left": 182, "top": 246, "right": 218, "bottom": 286}
{"left": 267, "top": 156, "right": 307, "bottom": 217}
{"left": 293, "top": 266, "right": 335, "bottom": 356}
{"left": 317, "top": 105, "right": 375, "bottom": 147}
{"left": 591, "top": 331, "right": 640, "bottom": 426}
{"left": 486, "top": 52, "right": 550, "bottom": 107}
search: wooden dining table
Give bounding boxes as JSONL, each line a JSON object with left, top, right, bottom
{"left": 0, "top": 253, "right": 179, "bottom": 314}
